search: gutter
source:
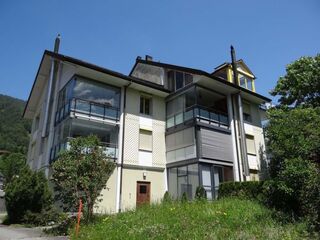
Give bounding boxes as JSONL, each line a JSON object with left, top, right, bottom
{"left": 118, "top": 81, "right": 131, "bottom": 212}
{"left": 41, "top": 35, "right": 60, "bottom": 137}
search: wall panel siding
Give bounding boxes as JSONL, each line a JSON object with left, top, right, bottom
{"left": 200, "top": 128, "right": 233, "bottom": 163}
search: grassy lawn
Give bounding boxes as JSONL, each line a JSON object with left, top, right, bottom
{"left": 72, "top": 198, "right": 314, "bottom": 240}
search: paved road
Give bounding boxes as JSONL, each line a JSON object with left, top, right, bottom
{"left": 0, "top": 225, "right": 68, "bottom": 240}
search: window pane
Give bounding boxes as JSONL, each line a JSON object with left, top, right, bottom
{"left": 167, "top": 70, "right": 175, "bottom": 91}
{"left": 175, "top": 72, "right": 184, "bottom": 90}
{"left": 247, "top": 78, "right": 253, "bottom": 90}
{"left": 145, "top": 98, "right": 150, "bottom": 115}
{"left": 239, "top": 76, "right": 246, "bottom": 88}
{"left": 140, "top": 96, "right": 144, "bottom": 114}
{"left": 175, "top": 112, "right": 183, "bottom": 125}
{"left": 178, "top": 166, "right": 187, "bottom": 176}
{"left": 73, "top": 78, "right": 120, "bottom": 108}
{"left": 139, "top": 129, "right": 152, "bottom": 151}
{"left": 167, "top": 117, "right": 174, "bottom": 128}
{"left": 188, "top": 164, "right": 199, "bottom": 199}
{"left": 168, "top": 168, "right": 178, "bottom": 199}
{"left": 185, "top": 73, "right": 193, "bottom": 85}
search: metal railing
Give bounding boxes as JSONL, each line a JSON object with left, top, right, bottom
{"left": 55, "top": 98, "right": 120, "bottom": 125}
{"left": 166, "top": 105, "right": 229, "bottom": 129}
{"left": 50, "top": 137, "right": 118, "bottom": 163}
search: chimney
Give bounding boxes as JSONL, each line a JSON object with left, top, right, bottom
{"left": 136, "top": 56, "right": 142, "bottom": 61}
{"left": 54, "top": 34, "right": 61, "bottom": 53}
{"left": 145, "top": 55, "right": 153, "bottom": 61}
{"left": 230, "top": 45, "right": 238, "bottom": 86}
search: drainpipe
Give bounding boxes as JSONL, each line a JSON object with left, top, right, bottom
{"left": 42, "top": 34, "right": 60, "bottom": 137}
{"left": 118, "top": 82, "right": 131, "bottom": 212}
{"left": 230, "top": 46, "right": 250, "bottom": 178}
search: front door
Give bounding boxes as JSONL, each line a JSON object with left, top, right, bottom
{"left": 136, "top": 181, "right": 151, "bottom": 206}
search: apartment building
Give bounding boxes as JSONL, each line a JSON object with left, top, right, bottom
{"left": 23, "top": 38, "right": 270, "bottom": 213}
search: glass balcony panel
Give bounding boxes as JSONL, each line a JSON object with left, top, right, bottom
{"left": 167, "top": 117, "right": 174, "bottom": 128}
{"left": 184, "top": 109, "right": 193, "bottom": 121}
{"left": 220, "top": 114, "right": 229, "bottom": 125}
{"left": 76, "top": 100, "right": 90, "bottom": 113}
{"left": 210, "top": 112, "right": 219, "bottom": 122}
{"left": 105, "top": 108, "right": 118, "bottom": 120}
{"left": 91, "top": 104, "right": 104, "bottom": 117}
{"left": 199, "top": 109, "right": 209, "bottom": 120}
{"left": 175, "top": 113, "right": 183, "bottom": 125}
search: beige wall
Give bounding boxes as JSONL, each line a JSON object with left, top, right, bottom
{"left": 123, "top": 88, "right": 166, "bottom": 168}
{"left": 244, "top": 102, "right": 267, "bottom": 174}
{"left": 121, "top": 167, "right": 165, "bottom": 211}
{"left": 95, "top": 168, "right": 118, "bottom": 214}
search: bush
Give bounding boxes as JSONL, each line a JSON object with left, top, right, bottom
{"left": 218, "top": 181, "right": 264, "bottom": 201}
{"left": 195, "top": 186, "right": 206, "bottom": 200}
{"left": 181, "top": 192, "right": 188, "bottom": 202}
{"left": 263, "top": 158, "right": 320, "bottom": 230}
{"left": 22, "top": 208, "right": 63, "bottom": 226}
{"left": 5, "top": 167, "right": 54, "bottom": 224}
{"left": 162, "top": 191, "right": 172, "bottom": 203}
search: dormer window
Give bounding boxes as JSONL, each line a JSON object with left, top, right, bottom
{"left": 239, "top": 74, "right": 254, "bottom": 91}
{"left": 167, "top": 70, "right": 193, "bottom": 91}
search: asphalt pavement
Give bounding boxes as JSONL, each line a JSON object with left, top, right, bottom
{"left": 0, "top": 224, "right": 68, "bottom": 240}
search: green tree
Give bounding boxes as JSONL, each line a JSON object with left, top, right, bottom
{"left": 0, "top": 153, "right": 26, "bottom": 185}
{"left": 265, "top": 107, "right": 320, "bottom": 177}
{"left": 0, "top": 94, "right": 31, "bottom": 154}
{"left": 5, "top": 167, "right": 53, "bottom": 223}
{"left": 51, "top": 135, "right": 116, "bottom": 221}
{"left": 270, "top": 54, "right": 320, "bottom": 108}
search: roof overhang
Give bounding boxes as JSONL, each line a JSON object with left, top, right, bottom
{"left": 195, "top": 75, "right": 271, "bottom": 104}
{"left": 23, "top": 51, "right": 170, "bottom": 119}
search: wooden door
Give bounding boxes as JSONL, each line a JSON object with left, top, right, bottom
{"left": 136, "top": 181, "right": 150, "bottom": 206}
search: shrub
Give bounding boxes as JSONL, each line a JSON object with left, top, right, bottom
{"left": 22, "top": 208, "right": 62, "bottom": 226}
{"left": 218, "top": 181, "right": 264, "bottom": 201}
{"left": 162, "top": 191, "right": 172, "bottom": 203}
{"left": 263, "top": 158, "right": 320, "bottom": 230}
{"left": 181, "top": 192, "right": 188, "bottom": 202}
{"left": 195, "top": 186, "right": 206, "bottom": 200}
{"left": 5, "top": 167, "right": 53, "bottom": 224}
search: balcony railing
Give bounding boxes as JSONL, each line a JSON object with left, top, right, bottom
{"left": 50, "top": 137, "right": 118, "bottom": 163}
{"left": 55, "top": 98, "right": 120, "bottom": 125}
{"left": 166, "top": 105, "right": 229, "bottom": 129}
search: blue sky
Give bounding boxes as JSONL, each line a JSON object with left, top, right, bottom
{"left": 0, "top": 1, "right": 319, "bottom": 102}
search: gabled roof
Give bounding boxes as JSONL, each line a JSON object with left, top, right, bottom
{"left": 130, "top": 58, "right": 270, "bottom": 102}
{"left": 23, "top": 51, "right": 171, "bottom": 118}
{"left": 212, "top": 59, "right": 256, "bottom": 78}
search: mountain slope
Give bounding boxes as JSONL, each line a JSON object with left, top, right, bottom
{"left": 0, "top": 94, "right": 31, "bottom": 154}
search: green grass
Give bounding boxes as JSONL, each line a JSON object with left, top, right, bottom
{"left": 72, "top": 198, "right": 315, "bottom": 240}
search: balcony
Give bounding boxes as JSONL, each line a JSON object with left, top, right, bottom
{"left": 55, "top": 98, "right": 120, "bottom": 125}
{"left": 166, "top": 105, "right": 229, "bottom": 129}
{"left": 50, "top": 137, "right": 118, "bottom": 163}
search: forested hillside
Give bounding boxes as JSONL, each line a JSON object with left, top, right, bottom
{"left": 0, "top": 94, "right": 31, "bottom": 154}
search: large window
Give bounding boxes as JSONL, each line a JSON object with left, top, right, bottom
{"left": 139, "top": 129, "right": 152, "bottom": 151}
{"left": 168, "top": 164, "right": 199, "bottom": 200}
{"left": 140, "top": 96, "right": 152, "bottom": 115}
{"left": 167, "top": 70, "right": 193, "bottom": 91}
{"left": 56, "top": 76, "right": 121, "bottom": 123}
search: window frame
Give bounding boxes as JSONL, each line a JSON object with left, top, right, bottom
{"left": 167, "top": 70, "right": 193, "bottom": 92}
{"left": 140, "top": 95, "right": 152, "bottom": 116}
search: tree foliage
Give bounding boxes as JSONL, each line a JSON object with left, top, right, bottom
{"left": 0, "top": 94, "right": 31, "bottom": 154}
{"left": 0, "top": 153, "right": 26, "bottom": 185}
{"left": 5, "top": 166, "right": 53, "bottom": 223}
{"left": 265, "top": 107, "right": 320, "bottom": 177}
{"left": 270, "top": 54, "right": 320, "bottom": 108}
{"left": 51, "top": 135, "right": 116, "bottom": 220}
